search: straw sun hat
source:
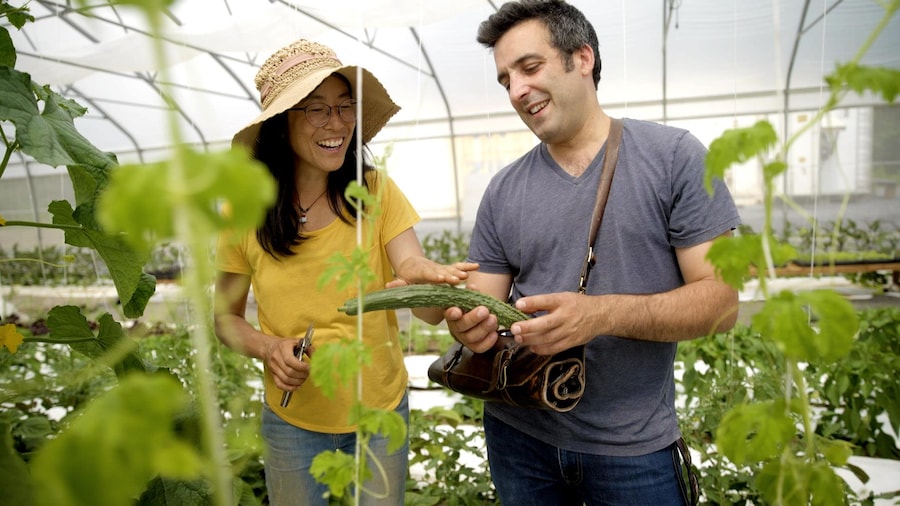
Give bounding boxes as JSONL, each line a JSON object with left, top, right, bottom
{"left": 232, "top": 39, "right": 400, "bottom": 149}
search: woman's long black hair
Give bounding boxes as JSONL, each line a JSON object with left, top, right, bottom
{"left": 252, "top": 95, "right": 374, "bottom": 258}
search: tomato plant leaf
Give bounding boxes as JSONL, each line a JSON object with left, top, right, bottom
{"left": 797, "top": 290, "right": 858, "bottom": 363}
{"left": 751, "top": 291, "right": 820, "bottom": 361}
{"left": 756, "top": 458, "right": 811, "bottom": 506}
{"left": 716, "top": 400, "right": 795, "bottom": 465}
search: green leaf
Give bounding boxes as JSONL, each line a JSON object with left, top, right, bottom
{"left": 47, "top": 306, "right": 147, "bottom": 376}
{"left": 0, "top": 26, "right": 15, "bottom": 68}
{"left": 808, "top": 461, "right": 848, "bottom": 506}
{"left": 827, "top": 63, "right": 900, "bottom": 103}
{"left": 30, "top": 375, "right": 201, "bottom": 506}
{"left": 705, "top": 120, "right": 777, "bottom": 192}
{"left": 310, "top": 450, "right": 356, "bottom": 498}
{"left": 48, "top": 200, "right": 153, "bottom": 317}
{"left": 319, "top": 248, "right": 377, "bottom": 292}
{"left": 707, "top": 234, "right": 797, "bottom": 289}
{"left": 752, "top": 291, "right": 819, "bottom": 361}
{"left": 139, "top": 477, "right": 210, "bottom": 505}
{"left": 716, "top": 400, "right": 795, "bottom": 465}
{"left": 756, "top": 457, "right": 810, "bottom": 506}
{"left": 309, "top": 340, "right": 371, "bottom": 399}
{"left": 354, "top": 406, "right": 408, "bottom": 454}
{"left": 762, "top": 160, "right": 788, "bottom": 180}
{"left": 753, "top": 290, "right": 857, "bottom": 363}
{"left": 797, "top": 290, "right": 858, "bottom": 362}
{"left": 1, "top": 4, "right": 35, "bottom": 30}
{"left": 821, "top": 438, "right": 853, "bottom": 466}
{"left": 0, "top": 68, "right": 116, "bottom": 169}
{"left": 97, "top": 147, "right": 275, "bottom": 252}
{"left": 0, "top": 422, "right": 34, "bottom": 506}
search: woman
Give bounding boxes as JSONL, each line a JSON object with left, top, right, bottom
{"left": 215, "top": 39, "right": 475, "bottom": 505}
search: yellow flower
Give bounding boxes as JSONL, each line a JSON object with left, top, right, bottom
{"left": 0, "top": 213, "right": 6, "bottom": 226}
{"left": 1, "top": 323, "right": 25, "bottom": 353}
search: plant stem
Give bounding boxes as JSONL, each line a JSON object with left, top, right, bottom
{"left": 1, "top": 138, "right": 18, "bottom": 181}
{"left": 145, "top": 7, "right": 232, "bottom": 504}
{"left": 1, "top": 221, "right": 84, "bottom": 231}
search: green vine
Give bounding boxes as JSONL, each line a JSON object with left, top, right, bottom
{"left": 704, "top": 1, "right": 900, "bottom": 504}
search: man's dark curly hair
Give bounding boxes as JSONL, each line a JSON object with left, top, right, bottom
{"left": 477, "top": 0, "right": 601, "bottom": 89}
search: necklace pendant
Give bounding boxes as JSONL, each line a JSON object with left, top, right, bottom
{"left": 300, "top": 214, "right": 308, "bottom": 224}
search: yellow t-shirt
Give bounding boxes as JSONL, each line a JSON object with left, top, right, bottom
{"left": 216, "top": 172, "right": 418, "bottom": 433}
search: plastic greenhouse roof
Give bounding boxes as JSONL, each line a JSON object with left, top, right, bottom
{"left": 3, "top": 0, "right": 900, "bottom": 179}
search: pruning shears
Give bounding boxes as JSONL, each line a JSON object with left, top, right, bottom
{"left": 280, "top": 322, "right": 314, "bottom": 407}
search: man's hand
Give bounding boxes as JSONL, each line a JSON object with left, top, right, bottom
{"left": 444, "top": 305, "right": 501, "bottom": 353}
{"left": 510, "top": 292, "right": 599, "bottom": 355}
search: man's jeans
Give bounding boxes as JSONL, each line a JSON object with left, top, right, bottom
{"left": 261, "top": 394, "right": 409, "bottom": 506}
{"left": 484, "top": 411, "right": 690, "bottom": 506}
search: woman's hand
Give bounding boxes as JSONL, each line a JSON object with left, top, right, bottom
{"left": 263, "top": 335, "right": 312, "bottom": 391}
{"left": 389, "top": 257, "right": 479, "bottom": 287}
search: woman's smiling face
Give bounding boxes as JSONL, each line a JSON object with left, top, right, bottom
{"left": 287, "top": 74, "right": 355, "bottom": 175}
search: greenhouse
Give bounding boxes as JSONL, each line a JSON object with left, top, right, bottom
{"left": 1, "top": 0, "right": 899, "bottom": 504}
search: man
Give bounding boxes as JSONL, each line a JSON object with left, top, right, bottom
{"left": 444, "top": 1, "right": 741, "bottom": 504}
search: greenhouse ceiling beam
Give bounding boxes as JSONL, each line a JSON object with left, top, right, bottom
{"left": 410, "top": 26, "right": 462, "bottom": 233}
{"left": 782, "top": 0, "right": 844, "bottom": 195}
{"left": 34, "top": 0, "right": 258, "bottom": 105}
{"left": 276, "top": 0, "right": 436, "bottom": 78}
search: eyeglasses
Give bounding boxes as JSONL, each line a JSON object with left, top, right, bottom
{"left": 289, "top": 99, "right": 357, "bottom": 128}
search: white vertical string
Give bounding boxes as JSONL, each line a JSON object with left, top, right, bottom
{"left": 351, "top": 10, "right": 365, "bottom": 505}
{"left": 808, "top": 0, "right": 830, "bottom": 270}
{"left": 732, "top": 0, "right": 738, "bottom": 122}
{"left": 620, "top": 0, "right": 628, "bottom": 114}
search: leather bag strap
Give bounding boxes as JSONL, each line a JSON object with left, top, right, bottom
{"left": 578, "top": 117, "right": 623, "bottom": 294}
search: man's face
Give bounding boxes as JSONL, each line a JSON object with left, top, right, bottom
{"left": 493, "top": 19, "right": 589, "bottom": 145}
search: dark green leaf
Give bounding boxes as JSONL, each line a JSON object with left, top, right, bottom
{"left": 138, "top": 477, "right": 210, "bottom": 506}
{"left": 0, "top": 26, "right": 14, "bottom": 68}
{"left": 0, "top": 68, "right": 116, "bottom": 169}
{"left": 47, "top": 306, "right": 147, "bottom": 376}
{"left": 48, "top": 199, "right": 153, "bottom": 316}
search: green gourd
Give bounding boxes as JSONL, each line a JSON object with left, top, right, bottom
{"left": 338, "top": 284, "right": 528, "bottom": 328}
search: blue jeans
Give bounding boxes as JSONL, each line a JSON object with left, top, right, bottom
{"left": 261, "top": 394, "right": 409, "bottom": 506}
{"left": 484, "top": 412, "right": 689, "bottom": 506}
